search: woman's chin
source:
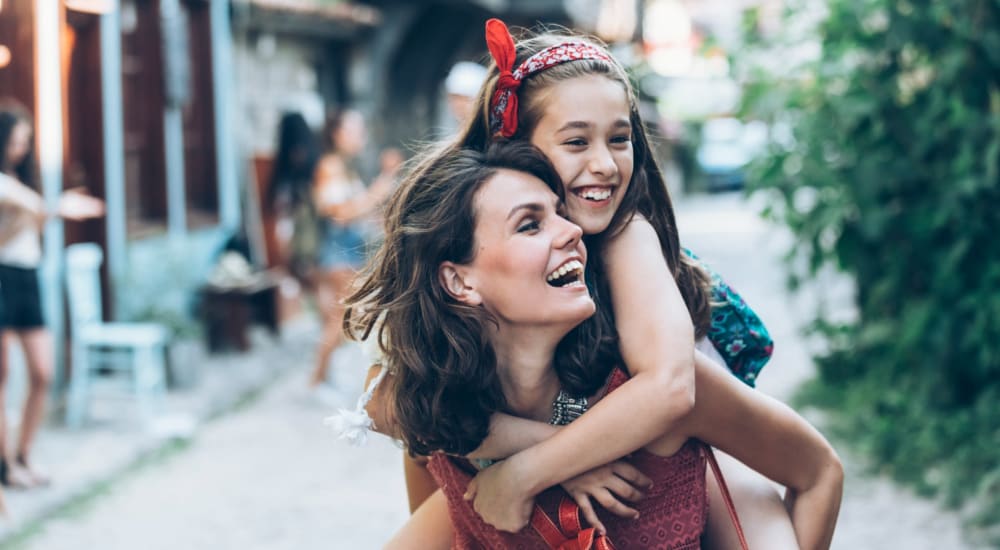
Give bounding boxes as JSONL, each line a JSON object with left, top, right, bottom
{"left": 563, "top": 298, "right": 597, "bottom": 327}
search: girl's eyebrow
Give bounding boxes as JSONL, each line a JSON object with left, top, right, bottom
{"left": 556, "top": 121, "right": 591, "bottom": 132}
{"left": 556, "top": 119, "right": 631, "bottom": 132}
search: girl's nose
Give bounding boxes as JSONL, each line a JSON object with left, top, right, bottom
{"left": 588, "top": 144, "right": 618, "bottom": 178}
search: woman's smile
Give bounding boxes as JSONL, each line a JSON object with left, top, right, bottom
{"left": 462, "top": 169, "right": 594, "bottom": 327}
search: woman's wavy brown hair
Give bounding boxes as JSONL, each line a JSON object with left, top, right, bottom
{"left": 344, "top": 141, "right": 616, "bottom": 456}
{"left": 455, "top": 27, "right": 712, "bottom": 341}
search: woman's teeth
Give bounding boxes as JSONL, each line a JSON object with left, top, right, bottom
{"left": 578, "top": 188, "right": 612, "bottom": 201}
{"left": 546, "top": 260, "right": 585, "bottom": 287}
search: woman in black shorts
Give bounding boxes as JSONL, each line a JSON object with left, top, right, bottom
{"left": 0, "top": 100, "right": 103, "bottom": 488}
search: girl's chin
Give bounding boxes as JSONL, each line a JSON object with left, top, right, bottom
{"left": 577, "top": 218, "right": 613, "bottom": 235}
{"left": 567, "top": 207, "right": 615, "bottom": 235}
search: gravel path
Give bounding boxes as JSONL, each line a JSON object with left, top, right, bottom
{"left": 12, "top": 344, "right": 409, "bottom": 550}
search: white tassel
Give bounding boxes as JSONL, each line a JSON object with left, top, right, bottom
{"left": 324, "top": 407, "right": 374, "bottom": 447}
{"left": 323, "top": 364, "right": 389, "bottom": 447}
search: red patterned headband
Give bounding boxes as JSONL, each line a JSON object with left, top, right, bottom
{"left": 485, "top": 18, "right": 615, "bottom": 138}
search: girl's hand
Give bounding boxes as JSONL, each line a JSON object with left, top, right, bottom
{"left": 463, "top": 459, "right": 534, "bottom": 532}
{"left": 379, "top": 147, "right": 404, "bottom": 176}
{"left": 560, "top": 460, "right": 652, "bottom": 535}
{"left": 57, "top": 188, "right": 105, "bottom": 221}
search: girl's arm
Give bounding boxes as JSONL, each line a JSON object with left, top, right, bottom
{"left": 685, "top": 351, "right": 843, "bottom": 550}
{"left": 465, "top": 217, "right": 698, "bottom": 530}
{"left": 0, "top": 174, "right": 103, "bottom": 223}
{"left": 365, "top": 366, "right": 650, "bottom": 525}
{"left": 313, "top": 155, "right": 394, "bottom": 223}
{"left": 362, "top": 364, "right": 560, "bottom": 453}
{"left": 0, "top": 173, "right": 45, "bottom": 222}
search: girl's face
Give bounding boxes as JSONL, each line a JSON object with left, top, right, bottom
{"left": 458, "top": 169, "right": 593, "bottom": 330}
{"left": 334, "top": 111, "right": 367, "bottom": 157}
{"left": 529, "top": 74, "right": 634, "bottom": 236}
{"left": 5, "top": 121, "right": 32, "bottom": 167}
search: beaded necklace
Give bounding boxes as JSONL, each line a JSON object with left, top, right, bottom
{"left": 549, "top": 390, "right": 589, "bottom": 426}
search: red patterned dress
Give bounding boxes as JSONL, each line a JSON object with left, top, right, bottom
{"left": 426, "top": 369, "right": 710, "bottom": 549}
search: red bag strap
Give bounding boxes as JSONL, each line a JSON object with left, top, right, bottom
{"left": 531, "top": 505, "right": 569, "bottom": 548}
{"left": 530, "top": 498, "right": 618, "bottom": 550}
{"left": 706, "top": 446, "right": 750, "bottom": 550}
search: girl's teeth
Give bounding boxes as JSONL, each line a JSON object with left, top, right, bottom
{"left": 580, "top": 189, "right": 612, "bottom": 201}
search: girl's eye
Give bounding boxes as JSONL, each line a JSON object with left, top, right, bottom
{"left": 563, "top": 138, "right": 587, "bottom": 147}
{"left": 611, "top": 135, "right": 631, "bottom": 145}
{"left": 517, "top": 220, "right": 540, "bottom": 233}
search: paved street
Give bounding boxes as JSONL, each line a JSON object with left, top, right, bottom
{"left": 8, "top": 192, "right": 977, "bottom": 550}
{"left": 7, "top": 341, "right": 409, "bottom": 550}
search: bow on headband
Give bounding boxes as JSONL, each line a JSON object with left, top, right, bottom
{"left": 484, "top": 18, "right": 615, "bottom": 138}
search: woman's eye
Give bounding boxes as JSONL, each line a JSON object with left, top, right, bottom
{"left": 517, "top": 220, "right": 540, "bottom": 233}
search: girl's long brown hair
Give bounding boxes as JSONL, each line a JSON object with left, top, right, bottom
{"left": 457, "top": 28, "right": 712, "bottom": 341}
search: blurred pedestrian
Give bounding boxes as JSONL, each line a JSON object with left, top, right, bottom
{"left": 309, "top": 109, "right": 400, "bottom": 389}
{"left": 443, "top": 61, "right": 488, "bottom": 131}
{"left": 263, "top": 111, "right": 322, "bottom": 278}
{"left": 0, "top": 100, "right": 104, "bottom": 489}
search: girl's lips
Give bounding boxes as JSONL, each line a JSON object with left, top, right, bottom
{"left": 569, "top": 187, "right": 615, "bottom": 208}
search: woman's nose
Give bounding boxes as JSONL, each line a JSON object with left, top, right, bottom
{"left": 554, "top": 216, "right": 583, "bottom": 249}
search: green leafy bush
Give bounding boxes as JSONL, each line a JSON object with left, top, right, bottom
{"left": 740, "top": 0, "right": 1000, "bottom": 535}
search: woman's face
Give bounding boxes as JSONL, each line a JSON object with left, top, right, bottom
{"left": 334, "top": 111, "right": 367, "bottom": 158}
{"left": 5, "top": 121, "right": 32, "bottom": 168}
{"left": 529, "top": 74, "right": 634, "bottom": 236}
{"left": 459, "top": 169, "right": 593, "bottom": 329}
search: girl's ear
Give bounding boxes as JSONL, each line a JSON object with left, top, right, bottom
{"left": 439, "top": 262, "right": 482, "bottom": 306}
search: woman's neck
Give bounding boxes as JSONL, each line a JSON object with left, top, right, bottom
{"left": 493, "top": 327, "right": 563, "bottom": 422}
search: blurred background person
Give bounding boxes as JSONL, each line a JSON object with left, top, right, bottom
{"left": 263, "top": 111, "right": 322, "bottom": 280}
{"left": 0, "top": 100, "right": 104, "bottom": 489}
{"left": 442, "top": 60, "right": 488, "bottom": 133}
{"left": 309, "top": 109, "right": 400, "bottom": 390}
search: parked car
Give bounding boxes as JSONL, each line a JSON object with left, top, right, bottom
{"left": 695, "top": 118, "right": 766, "bottom": 191}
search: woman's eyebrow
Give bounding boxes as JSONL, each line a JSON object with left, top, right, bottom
{"left": 507, "top": 203, "right": 544, "bottom": 220}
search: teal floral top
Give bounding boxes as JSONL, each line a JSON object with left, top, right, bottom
{"left": 685, "top": 249, "right": 774, "bottom": 387}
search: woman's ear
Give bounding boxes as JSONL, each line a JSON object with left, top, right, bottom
{"left": 439, "top": 262, "right": 482, "bottom": 306}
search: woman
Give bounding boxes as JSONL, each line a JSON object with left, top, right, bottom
{"left": 263, "top": 111, "right": 321, "bottom": 275}
{"left": 309, "top": 109, "right": 400, "bottom": 388}
{"left": 389, "top": 23, "right": 787, "bottom": 549}
{"left": 346, "top": 141, "right": 843, "bottom": 549}
{"left": 0, "top": 100, "right": 104, "bottom": 489}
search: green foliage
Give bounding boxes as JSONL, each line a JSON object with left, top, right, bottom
{"left": 740, "top": 0, "right": 1000, "bottom": 536}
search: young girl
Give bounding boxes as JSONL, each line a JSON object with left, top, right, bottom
{"left": 347, "top": 141, "right": 842, "bottom": 549}
{"left": 309, "top": 109, "right": 400, "bottom": 388}
{"left": 370, "top": 19, "right": 793, "bottom": 547}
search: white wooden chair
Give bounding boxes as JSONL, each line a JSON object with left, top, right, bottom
{"left": 64, "top": 243, "right": 170, "bottom": 428}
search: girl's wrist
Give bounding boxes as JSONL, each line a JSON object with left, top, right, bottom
{"left": 505, "top": 448, "right": 546, "bottom": 497}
